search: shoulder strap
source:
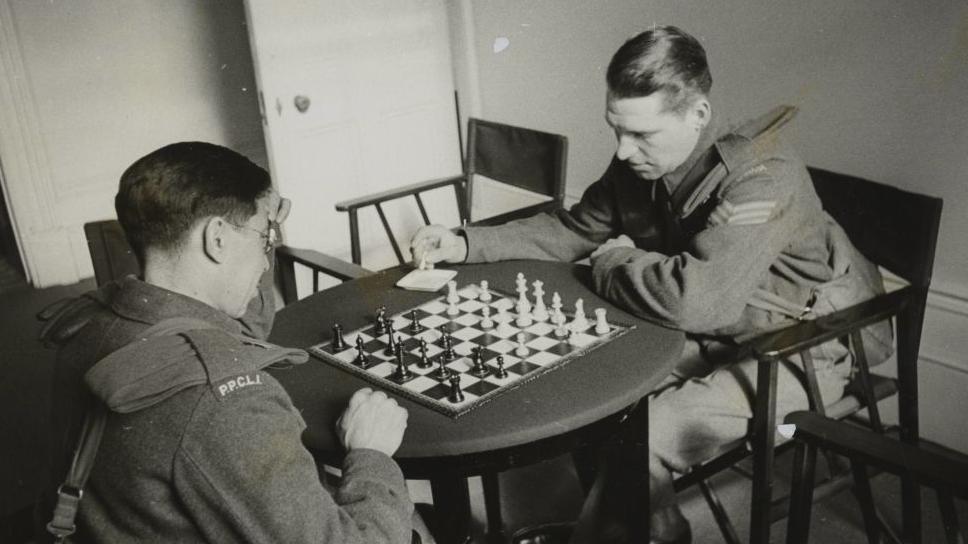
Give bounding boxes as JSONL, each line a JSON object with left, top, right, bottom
{"left": 45, "top": 317, "right": 221, "bottom": 541}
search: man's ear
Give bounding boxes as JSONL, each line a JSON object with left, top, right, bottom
{"left": 202, "top": 217, "right": 230, "bottom": 264}
{"left": 692, "top": 98, "right": 711, "bottom": 128}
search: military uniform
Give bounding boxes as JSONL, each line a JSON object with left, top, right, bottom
{"left": 39, "top": 272, "right": 413, "bottom": 543}
{"left": 462, "top": 106, "right": 892, "bottom": 509}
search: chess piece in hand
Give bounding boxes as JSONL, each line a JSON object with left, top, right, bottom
{"left": 410, "top": 225, "right": 468, "bottom": 267}
{"left": 336, "top": 388, "right": 408, "bottom": 457}
{"left": 589, "top": 234, "right": 635, "bottom": 259}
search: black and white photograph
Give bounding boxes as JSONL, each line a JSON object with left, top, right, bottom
{"left": 1, "top": 1, "right": 966, "bottom": 543}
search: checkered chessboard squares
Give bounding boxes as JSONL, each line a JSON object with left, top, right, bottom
{"left": 309, "top": 284, "right": 631, "bottom": 418}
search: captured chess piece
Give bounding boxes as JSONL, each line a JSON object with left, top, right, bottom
{"left": 331, "top": 323, "right": 346, "bottom": 351}
{"left": 417, "top": 338, "right": 432, "bottom": 368}
{"left": 479, "top": 280, "right": 492, "bottom": 302}
{"left": 594, "top": 308, "right": 610, "bottom": 335}
{"left": 447, "top": 375, "right": 465, "bottom": 403}
{"left": 494, "top": 355, "right": 508, "bottom": 379}
{"left": 375, "top": 306, "right": 387, "bottom": 335}
{"left": 353, "top": 336, "right": 369, "bottom": 368}
{"left": 392, "top": 343, "right": 412, "bottom": 381}
{"left": 409, "top": 309, "right": 423, "bottom": 333}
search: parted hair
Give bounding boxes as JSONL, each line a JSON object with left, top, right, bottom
{"left": 607, "top": 25, "right": 712, "bottom": 113}
{"left": 115, "top": 142, "right": 271, "bottom": 262}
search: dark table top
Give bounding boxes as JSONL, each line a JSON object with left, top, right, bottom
{"left": 268, "top": 260, "right": 683, "bottom": 466}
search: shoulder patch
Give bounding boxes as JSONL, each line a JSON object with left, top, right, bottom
{"left": 708, "top": 199, "right": 777, "bottom": 227}
{"left": 213, "top": 372, "right": 265, "bottom": 399}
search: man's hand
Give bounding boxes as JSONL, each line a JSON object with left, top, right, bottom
{"left": 336, "top": 388, "right": 408, "bottom": 457}
{"left": 590, "top": 234, "right": 636, "bottom": 259}
{"left": 410, "top": 225, "right": 468, "bottom": 268}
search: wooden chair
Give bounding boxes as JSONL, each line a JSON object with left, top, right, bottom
{"left": 335, "top": 117, "right": 568, "bottom": 266}
{"left": 784, "top": 410, "right": 968, "bottom": 544}
{"left": 671, "top": 168, "right": 943, "bottom": 543}
{"left": 83, "top": 219, "right": 370, "bottom": 303}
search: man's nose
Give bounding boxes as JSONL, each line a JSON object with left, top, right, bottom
{"left": 616, "top": 136, "right": 636, "bottom": 161}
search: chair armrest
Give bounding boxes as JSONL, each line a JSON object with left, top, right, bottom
{"left": 748, "top": 287, "right": 912, "bottom": 361}
{"left": 334, "top": 175, "right": 466, "bottom": 212}
{"left": 275, "top": 245, "right": 373, "bottom": 281}
{"left": 784, "top": 410, "right": 968, "bottom": 497}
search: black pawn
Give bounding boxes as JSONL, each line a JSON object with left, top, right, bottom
{"left": 417, "top": 339, "right": 432, "bottom": 369}
{"left": 447, "top": 375, "right": 464, "bottom": 403}
{"left": 409, "top": 310, "right": 423, "bottom": 333}
{"left": 433, "top": 355, "right": 452, "bottom": 381}
{"left": 383, "top": 324, "right": 397, "bottom": 356}
{"left": 495, "top": 355, "right": 508, "bottom": 379}
{"left": 354, "top": 336, "right": 369, "bottom": 368}
{"left": 392, "top": 343, "right": 412, "bottom": 381}
{"left": 471, "top": 348, "right": 488, "bottom": 378}
{"left": 331, "top": 324, "right": 346, "bottom": 351}
{"left": 375, "top": 307, "right": 387, "bottom": 335}
{"left": 441, "top": 332, "right": 456, "bottom": 360}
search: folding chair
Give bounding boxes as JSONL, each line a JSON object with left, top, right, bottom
{"left": 335, "top": 117, "right": 568, "bottom": 267}
{"left": 671, "top": 168, "right": 943, "bottom": 543}
{"left": 785, "top": 410, "right": 968, "bottom": 544}
{"left": 83, "top": 219, "right": 370, "bottom": 303}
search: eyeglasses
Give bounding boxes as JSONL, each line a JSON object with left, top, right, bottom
{"left": 231, "top": 220, "right": 280, "bottom": 254}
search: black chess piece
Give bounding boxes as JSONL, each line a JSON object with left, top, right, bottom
{"left": 354, "top": 336, "right": 369, "bottom": 368}
{"left": 383, "top": 324, "right": 397, "bottom": 356}
{"left": 494, "top": 355, "right": 508, "bottom": 379}
{"left": 470, "top": 347, "right": 488, "bottom": 378}
{"left": 331, "top": 324, "right": 346, "bottom": 351}
{"left": 432, "top": 355, "right": 451, "bottom": 381}
{"left": 392, "top": 343, "right": 411, "bottom": 381}
{"left": 447, "top": 375, "right": 464, "bottom": 403}
{"left": 417, "top": 338, "right": 432, "bottom": 369}
{"left": 441, "top": 332, "right": 456, "bottom": 361}
{"left": 375, "top": 306, "right": 387, "bottom": 335}
{"left": 409, "top": 309, "right": 423, "bottom": 333}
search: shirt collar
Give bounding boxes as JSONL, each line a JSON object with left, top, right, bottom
{"left": 662, "top": 109, "right": 726, "bottom": 213}
{"left": 110, "top": 275, "right": 244, "bottom": 335}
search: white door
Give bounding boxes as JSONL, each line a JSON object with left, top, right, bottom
{"left": 244, "top": 0, "right": 463, "bottom": 291}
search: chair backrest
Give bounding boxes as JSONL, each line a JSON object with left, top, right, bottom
{"left": 808, "top": 167, "right": 943, "bottom": 288}
{"left": 466, "top": 117, "right": 568, "bottom": 214}
{"left": 84, "top": 220, "right": 141, "bottom": 286}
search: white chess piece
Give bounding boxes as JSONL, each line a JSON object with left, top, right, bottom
{"left": 447, "top": 300, "right": 460, "bottom": 316}
{"left": 516, "top": 272, "right": 527, "bottom": 295}
{"left": 567, "top": 328, "right": 581, "bottom": 346}
{"left": 446, "top": 280, "right": 459, "bottom": 304}
{"left": 554, "top": 321, "right": 569, "bottom": 338}
{"left": 594, "top": 308, "right": 609, "bottom": 335}
{"left": 479, "top": 280, "right": 492, "bottom": 302}
{"left": 496, "top": 307, "right": 516, "bottom": 336}
{"left": 516, "top": 288, "right": 532, "bottom": 316}
{"left": 480, "top": 307, "right": 494, "bottom": 329}
{"left": 551, "top": 292, "right": 565, "bottom": 325}
{"left": 514, "top": 332, "right": 530, "bottom": 357}
{"left": 515, "top": 305, "right": 534, "bottom": 328}
{"left": 569, "top": 298, "right": 588, "bottom": 331}
{"left": 532, "top": 280, "right": 549, "bottom": 322}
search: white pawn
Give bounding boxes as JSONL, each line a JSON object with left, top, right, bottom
{"left": 447, "top": 300, "right": 460, "bottom": 316}
{"left": 516, "top": 307, "right": 533, "bottom": 328}
{"left": 515, "top": 332, "right": 530, "bottom": 357}
{"left": 570, "top": 298, "right": 588, "bottom": 331}
{"left": 532, "top": 280, "right": 549, "bottom": 322}
{"left": 554, "top": 321, "right": 569, "bottom": 338}
{"left": 551, "top": 292, "right": 565, "bottom": 325}
{"left": 446, "top": 280, "right": 459, "bottom": 304}
{"left": 479, "top": 280, "right": 492, "bottom": 302}
{"left": 480, "top": 307, "right": 494, "bottom": 329}
{"left": 567, "top": 328, "right": 581, "bottom": 346}
{"left": 594, "top": 308, "right": 610, "bottom": 335}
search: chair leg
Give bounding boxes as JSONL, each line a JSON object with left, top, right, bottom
{"left": 698, "top": 479, "right": 741, "bottom": 544}
{"left": 786, "top": 441, "right": 817, "bottom": 544}
{"left": 481, "top": 472, "right": 506, "bottom": 544}
{"left": 936, "top": 489, "right": 964, "bottom": 544}
{"left": 850, "top": 459, "right": 881, "bottom": 544}
{"left": 750, "top": 358, "right": 779, "bottom": 544}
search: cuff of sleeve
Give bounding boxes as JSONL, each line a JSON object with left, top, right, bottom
{"left": 342, "top": 449, "right": 407, "bottom": 489}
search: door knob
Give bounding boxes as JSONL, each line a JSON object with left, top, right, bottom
{"left": 294, "top": 95, "right": 311, "bottom": 113}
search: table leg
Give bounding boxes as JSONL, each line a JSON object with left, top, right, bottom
{"left": 429, "top": 476, "right": 472, "bottom": 544}
{"left": 482, "top": 472, "right": 507, "bottom": 543}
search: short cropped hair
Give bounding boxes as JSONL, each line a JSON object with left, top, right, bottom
{"left": 606, "top": 25, "right": 712, "bottom": 113}
{"left": 116, "top": 142, "right": 271, "bottom": 261}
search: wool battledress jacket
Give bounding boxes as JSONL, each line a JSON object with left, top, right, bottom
{"left": 464, "top": 106, "right": 892, "bottom": 362}
{"left": 38, "top": 269, "right": 413, "bottom": 543}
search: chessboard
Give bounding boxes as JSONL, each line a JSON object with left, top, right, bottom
{"left": 309, "top": 281, "right": 634, "bottom": 418}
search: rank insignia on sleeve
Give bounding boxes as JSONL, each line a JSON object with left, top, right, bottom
{"left": 708, "top": 199, "right": 777, "bottom": 227}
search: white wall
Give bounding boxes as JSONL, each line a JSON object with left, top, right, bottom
{"left": 461, "top": 1, "right": 968, "bottom": 452}
{"left": 0, "top": 0, "right": 265, "bottom": 286}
